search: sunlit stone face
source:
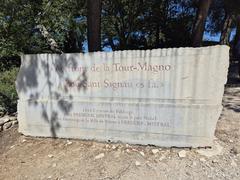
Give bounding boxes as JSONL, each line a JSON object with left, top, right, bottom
{"left": 16, "top": 46, "right": 229, "bottom": 147}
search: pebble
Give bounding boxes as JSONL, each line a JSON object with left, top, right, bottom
{"left": 48, "top": 154, "right": 54, "bottom": 158}
{"left": 139, "top": 151, "right": 145, "bottom": 156}
{"left": 231, "top": 145, "right": 240, "bottom": 155}
{"left": 231, "top": 160, "right": 237, "bottom": 167}
{"left": 151, "top": 149, "right": 159, "bottom": 154}
{"left": 200, "top": 158, "right": 206, "bottom": 162}
{"left": 52, "top": 163, "right": 57, "bottom": 167}
{"left": 3, "top": 122, "right": 12, "bottom": 130}
{"left": 9, "top": 116, "right": 17, "bottom": 121}
{"left": 66, "top": 140, "right": 73, "bottom": 145}
{"left": 0, "top": 119, "right": 5, "bottom": 126}
{"left": 135, "top": 161, "right": 141, "bottom": 166}
{"left": 0, "top": 116, "right": 10, "bottom": 125}
{"left": 178, "top": 150, "right": 187, "bottom": 158}
{"left": 112, "top": 145, "right": 116, "bottom": 150}
{"left": 212, "top": 159, "right": 218, "bottom": 163}
{"left": 95, "top": 153, "right": 105, "bottom": 160}
{"left": 12, "top": 121, "right": 18, "bottom": 127}
{"left": 159, "top": 155, "right": 165, "bottom": 161}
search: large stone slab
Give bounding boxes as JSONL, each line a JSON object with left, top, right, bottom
{"left": 16, "top": 46, "right": 230, "bottom": 147}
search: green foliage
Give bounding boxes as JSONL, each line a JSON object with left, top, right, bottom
{"left": 0, "top": 56, "right": 20, "bottom": 72}
{"left": 0, "top": 0, "right": 87, "bottom": 56}
{"left": 0, "top": 67, "right": 19, "bottom": 114}
{"left": 102, "top": 0, "right": 195, "bottom": 50}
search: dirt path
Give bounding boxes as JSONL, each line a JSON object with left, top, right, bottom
{"left": 0, "top": 88, "right": 240, "bottom": 180}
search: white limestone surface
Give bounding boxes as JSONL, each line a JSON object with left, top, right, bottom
{"left": 16, "top": 46, "right": 230, "bottom": 147}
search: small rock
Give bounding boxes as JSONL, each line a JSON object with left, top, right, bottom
{"left": 4, "top": 117, "right": 10, "bottom": 123}
{"left": 48, "top": 154, "right": 54, "bottom": 158}
{"left": 135, "top": 161, "right": 141, "bottom": 166}
{"left": 126, "top": 144, "right": 130, "bottom": 148}
{"left": 0, "top": 116, "right": 10, "bottom": 125}
{"left": 22, "top": 139, "right": 27, "bottom": 143}
{"left": 95, "top": 153, "right": 104, "bottom": 160}
{"left": 52, "top": 163, "right": 57, "bottom": 167}
{"left": 126, "top": 149, "right": 130, "bottom": 153}
{"left": 196, "top": 142, "right": 223, "bottom": 157}
{"left": 3, "top": 122, "right": 12, "bottom": 130}
{"left": 212, "top": 159, "right": 218, "bottom": 163}
{"left": 139, "top": 151, "right": 145, "bottom": 156}
{"left": 178, "top": 150, "right": 187, "bottom": 158}
{"left": 112, "top": 145, "right": 116, "bottom": 150}
{"left": 200, "top": 158, "right": 206, "bottom": 162}
{"left": 105, "top": 144, "right": 110, "bottom": 148}
{"left": 0, "top": 119, "right": 4, "bottom": 126}
{"left": 66, "top": 140, "right": 72, "bottom": 145}
{"left": 231, "top": 145, "right": 240, "bottom": 155}
{"left": 12, "top": 120, "right": 18, "bottom": 125}
{"left": 231, "top": 160, "right": 237, "bottom": 167}
{"left": 152, "top": 149, "right": 159, "bottom": 154}
{"left": 159, "top": 155, "right": 165, "bottom": 161}
{"left": 9, "top": 116, "right": 17, "bottom": 121}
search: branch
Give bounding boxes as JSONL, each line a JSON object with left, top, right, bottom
{"left": 36, "top": 24, "right": 63, "bottom": 54}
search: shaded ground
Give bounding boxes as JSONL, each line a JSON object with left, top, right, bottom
{"left": 0, "top": 88, "right": 240, "bottom": 180}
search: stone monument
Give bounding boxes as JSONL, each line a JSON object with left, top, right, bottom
{"left": 16, "top": 45, "right": 229, "bottom": 147}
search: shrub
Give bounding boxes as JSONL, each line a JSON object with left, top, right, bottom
{"left": 0, "top": 67, "right": 19, "bottom": 115}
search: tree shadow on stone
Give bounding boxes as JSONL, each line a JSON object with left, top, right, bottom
{"left": 16, "top": 53, "right": 88, "bottom": 137}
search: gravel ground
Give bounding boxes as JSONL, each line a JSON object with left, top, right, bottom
{"left": 0, "top": 87, "right": 239, "bottom": 180}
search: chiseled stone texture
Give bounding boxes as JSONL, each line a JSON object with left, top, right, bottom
{"left": 16, "top": 46, "right": 230, "bottom": 147}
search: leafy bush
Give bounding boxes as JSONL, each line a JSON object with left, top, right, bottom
{"left": 0, "top": 67, "right": 19, "bottom": 115}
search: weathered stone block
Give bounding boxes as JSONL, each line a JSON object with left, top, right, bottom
{"left": 16, "top": 46, "right": 230, "bottom": 147}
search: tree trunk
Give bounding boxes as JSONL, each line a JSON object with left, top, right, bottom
{"left": 220, "top": 13, "right": 233, "bottom": 45}
{"left": 192, "top": 0, "right": 213, "bottom": 47}
{"left": 233, "top": 15, "right": 240, "bottom": 77}
{"left": 87, "top": 0, "right": 101, "bottom": 52}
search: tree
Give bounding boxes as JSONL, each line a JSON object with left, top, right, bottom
{"left": 192, "top": 0, "right": 213, "bottom": 47}
{"left": 87, "top": 0, "right": 102, "bottom": 52}
{"left": 101, "top": 0, "right": 197, "bottom": 50}
{"left": 220, "top": 0, "right": 240, "bottom": 45}
{"left": 0, "top": 0, "right": 87, "bottom": 56}
{"left": 233, "top": 15, "right": 240, "bottom": 76}
{"left": 102, "top": 0, "right": 163, "bottom": 50}
{"left": 220, "top": 10, "right": 233, "bottom": 44}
